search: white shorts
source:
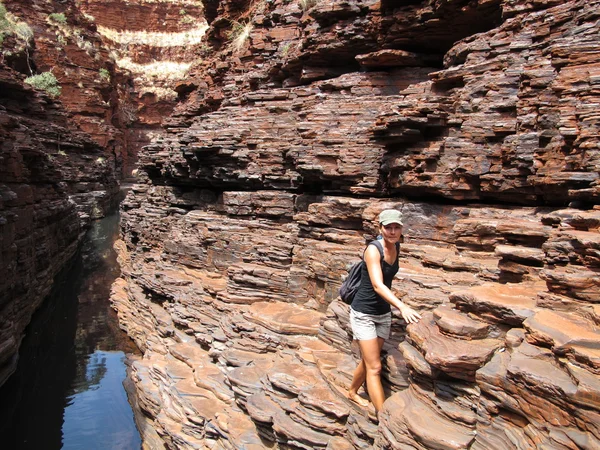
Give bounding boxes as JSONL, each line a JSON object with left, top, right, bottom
{"left": 350, "top": 308, "right": 392, "bottom": 341}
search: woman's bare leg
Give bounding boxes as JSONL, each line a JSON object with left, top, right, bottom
{"left": 348, "top": 356, "right": 369, "bottom": 406}
{"left": 347, "top": 338, "right": 385, "bottom": 408}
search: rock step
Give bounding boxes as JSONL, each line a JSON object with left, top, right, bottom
{"left": 494, "top": 244, "right": 545, "bottom": 264}
{"left": 222, "top": 263, "right": 294, "bottom": 304}
{"left": 192, "top": 361, "right": 235, "bottom": 404}
{"left": 381, "top": 342, "right": 411, "bottom": 390}
{"left": 541, "top": 265, "right": 600, "bottom": 302}
{"left": 406, "top": 312, "right": 503, "bottom": 381}
{"left": 396, "top": 258, "right": 483, "bottom": 310}
{"left": 524, "top": 309, "right": 600, "bottom": 372}
{"left": 417, "top": 245, "right": 501, "bottom": 273}
{"left": 311, "top": 347, "right": 380, "bottom": 436}
{"left": 225, "top": 342, "right": 383, "bottom": 449}
{"left": 477, "top": 339, "right": 600, "bottom": 447}
{"left": 433, "top": 304, "right": 490, "bottom": 338}
{"left": 449, "top": 281, "right": 544, "bottom": 325}
{"left": 227, "top": 356, "right": 276, "bottom": 407}
{"left": 379, "top": 387, "right": 476, "bottom": 450}
{"left": 135, "top": 351, "right": 267, "bottom": 449}
{"left": 246, "top": 392, "right": 334, "bottom": 449}
{"left": 542, "top": 208, "right": 600, "bottom": 230}
{"left": 242, "top": 300, "right": 325, "bottom": 336}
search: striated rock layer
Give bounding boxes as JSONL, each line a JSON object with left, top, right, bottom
{"left": 0, "top": 0, "right": 209, "bottom": 391}
{"left": 114, "top": 0, "right": 599, "bottom": 448}
{"left": 2, "top": 0, "right": 135, "bottom": 176}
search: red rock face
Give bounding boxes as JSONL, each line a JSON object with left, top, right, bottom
{"left": 2, "top": 0, "right": 135, "bottom": 175}
{"left": 72, "top": 0, "right": 211, "bottom": 178}
{"left": 113, "top": 0, "right": 600, "bottom": 448}
{"left": 76, "top": 0, "right": 205, "bottom": 33}
{"left": 111, "top": 1, "right": 599, "bottom": 448}
{"left": 2, "top": 0, "right": 597, "bottom": 447}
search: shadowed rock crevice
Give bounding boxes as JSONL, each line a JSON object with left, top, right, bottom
{"left": 0, "top": 63, "right": 119, "bottom": 386}
{"left": 380, "top": 0, "right": 504, "bottom": 55}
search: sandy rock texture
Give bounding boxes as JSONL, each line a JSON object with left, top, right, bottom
{"left": 112, "top": 0, "right": 599, "bottom": 448}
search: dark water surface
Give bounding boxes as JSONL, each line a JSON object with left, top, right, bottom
{"left": 0, "top": 197, "right": 141, "bottom": 449}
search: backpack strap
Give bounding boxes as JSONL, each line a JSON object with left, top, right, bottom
{"left": 366, "top": 240, "right": 400, "bottom": 263}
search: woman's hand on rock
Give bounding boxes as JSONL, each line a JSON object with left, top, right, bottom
{"left": 399, "top": 304, "right": 421, "bottom": 324}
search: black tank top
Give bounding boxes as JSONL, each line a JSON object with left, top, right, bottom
{"left": 351, "top": 240, "right": 399, "bottom": 315}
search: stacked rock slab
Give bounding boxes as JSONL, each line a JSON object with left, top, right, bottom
{"left": 75, "top": 0, "right": 210, "bottom": 177}
{"left": 113, "top": 0, "right": 599, "bottom": 448}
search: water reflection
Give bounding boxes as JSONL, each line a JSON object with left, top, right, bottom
{"left": 0, "top": 194, "right": 141, "bottom": 449}
{"left": 62, "top": 351, "right": 138, "bottom": 450}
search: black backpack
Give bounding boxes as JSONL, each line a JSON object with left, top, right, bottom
{"left": 339, "top": 259, "right": 364, "bottom": 305}
{"left": 339, "top": 240, "right": 398, "bottom": 305}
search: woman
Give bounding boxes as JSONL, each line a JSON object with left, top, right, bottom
{"left": 347, "top": 209, "right": 421, "bottom": 413}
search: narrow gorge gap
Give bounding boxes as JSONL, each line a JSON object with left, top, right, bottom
{"left": 0, "top": 190, "right": 141, "bottom": 449}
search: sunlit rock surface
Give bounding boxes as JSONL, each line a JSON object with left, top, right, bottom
{"left": 110, "top": 0, "right": 599, "bottom": 448}
{"left": 2, "top": 0, "right": 136, "bottom": 176}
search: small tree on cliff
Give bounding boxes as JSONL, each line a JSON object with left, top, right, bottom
{"left": 0, "top": 2, "right": 34, "bottom": 73}
{"left": 24, "top": 71, "right": 61, "bottom": 98}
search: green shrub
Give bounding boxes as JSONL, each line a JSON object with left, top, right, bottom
{"left": 48, "top": 13, "right": 67, "bottom": 25}
{"left": 24, "top": 72, "right": 61, "bottom": 97}
{"left": 99, "top": 67, "right": 110, "bottom": 81}
{"left": 0, "top": 3, "right": 8, "bottom": 29}
{"left": 13, "top": 21, "right": 32, "bottom": 41}
{"left": 280, "top": 42, "right": 291, "bottom": 56}
{"left": 0, "top": 3, "right": 33, "bottom": 44}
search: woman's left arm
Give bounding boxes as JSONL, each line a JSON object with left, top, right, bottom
{"left": 364, "top": 246, "right": 421, "bottom": 324}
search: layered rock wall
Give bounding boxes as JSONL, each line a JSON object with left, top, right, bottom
{"left": 0, "top": 0, "right": 212, "bottom": 389}
{"left": 113, "top": 0, "right": 600, "bottom": 448}
{"left": 2, "top": 0, "right": 134, "bottom": 175}
{"left": 0, "top": 0, "right": 137, "bottom": 386}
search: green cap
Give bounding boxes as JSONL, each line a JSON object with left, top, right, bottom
{"left": 378, "top": 209, "right": 403, "bottom": 226}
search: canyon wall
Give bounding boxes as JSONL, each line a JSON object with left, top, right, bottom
{"left": 0, "top": 64, "right": 119, "bottom": 385}
{"left": 0, "top": 0, "right": 208, "bottom": 389}
{"left": 113, "top": 0, "right": 600, "bottom": 448}
{"left": 0, "top": 0, "right": 123, "bottom": 385}
{"left": 75, "top": 0, "right": 210, "bottom": 178}
{"left": 2, "top": 0, "right": 133, "bottom": 175}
